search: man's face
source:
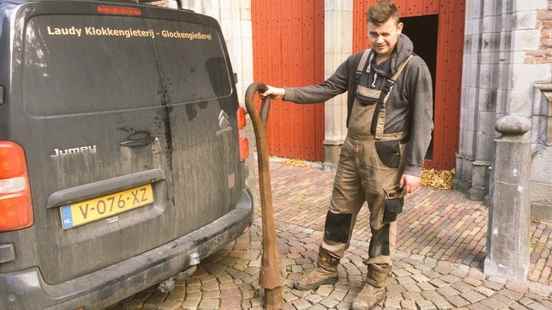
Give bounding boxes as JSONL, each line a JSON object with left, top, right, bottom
{"left": 368, "top": 18, "right": 403, "bottom": 57}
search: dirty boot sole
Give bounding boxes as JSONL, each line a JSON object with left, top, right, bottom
{"left": 351, "top": 294, "right": 385, "bottom": 310}
{"left": 351, "top": 286, "right": 386, "bottom": 310}
{"left": 293, "top": 275, "right": 338, "bottom": 291}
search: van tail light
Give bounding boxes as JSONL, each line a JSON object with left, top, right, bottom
{"left": 0, "top": 141, "right": 33, "bottom": 232}
{"left": 237, "top": 107, "right": 249, "bottom": 161}
{"left": 237, "top": 106, "right": 247, "bottom": 129}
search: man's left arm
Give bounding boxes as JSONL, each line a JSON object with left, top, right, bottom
{"left": 402, "top": 58, "right": 434, "bottom": 192}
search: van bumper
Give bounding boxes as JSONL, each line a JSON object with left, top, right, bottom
{"left": 0, "top": 189, "right": 254, "bottom": 310}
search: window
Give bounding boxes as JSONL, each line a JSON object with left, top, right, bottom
{"left": 22, "top": 15, "right": 231, "bottom": 116}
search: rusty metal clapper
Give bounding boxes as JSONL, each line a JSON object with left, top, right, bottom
{"left": 244, "top": 83, "right": 283, "bottom": 309}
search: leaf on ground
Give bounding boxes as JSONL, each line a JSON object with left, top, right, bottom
{"left": 421, "top": 168, "right": 455, "bottom": 190}
{"left": 284, "top": 159, "right": 308, "bottom": 167}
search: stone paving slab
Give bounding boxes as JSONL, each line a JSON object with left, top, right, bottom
{"left": 113, "top": 159, "right": 552, "bottom": 309}
{"left": 255, "top": 160, "right": 552, "bottom": 285}
{"left": 115, "top": 222, "right": 552, "bottom": 309}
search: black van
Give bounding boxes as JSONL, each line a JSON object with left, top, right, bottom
{"left": 0, "top": 0, "right": 253, "bottom": 308}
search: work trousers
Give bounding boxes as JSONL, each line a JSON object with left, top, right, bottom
{"left": 322, "top": 137, "right": 404, "bottom": 265}
{"left": 320, "top": 134, "right": 405, "bottom": 267}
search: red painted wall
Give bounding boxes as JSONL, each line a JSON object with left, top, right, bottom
{"left": 251, "top": 0, "right": 325, "bottom": 161}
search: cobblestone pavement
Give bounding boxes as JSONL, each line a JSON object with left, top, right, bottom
{"left": 115, "top": 160, "right": 552, "bottom": 309}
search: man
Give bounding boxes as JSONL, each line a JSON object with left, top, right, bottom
{"left": 263, "top": 1, "right": 433, "bottom": 309}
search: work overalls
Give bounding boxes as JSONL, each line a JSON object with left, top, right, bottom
{"left": 319, "top": 49, "right": 412, "bottom": 283}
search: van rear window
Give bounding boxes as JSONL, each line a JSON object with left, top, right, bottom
{"left": 22, "top": 15, "right": 232, "bottom": 116}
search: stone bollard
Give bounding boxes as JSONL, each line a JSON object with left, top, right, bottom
{"left": 484, "top": 115, "right": 532, "bottom": 281}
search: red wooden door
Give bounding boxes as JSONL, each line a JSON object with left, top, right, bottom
{"left": 252, "top": 0, "right": 325, "bottom": 161}
{"left": 353, "top": 0, "right": 464, "bottom": 170}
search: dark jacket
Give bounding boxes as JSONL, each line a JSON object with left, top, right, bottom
{"left": 283, "top": 34, "right": 433, "bottom": 177}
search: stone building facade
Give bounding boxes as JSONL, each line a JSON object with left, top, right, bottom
{"left": 455, "top": 0, "right": 552, "bottom": 219}
{"left": 321, "top": 1, "right": 354, "bottom": 165}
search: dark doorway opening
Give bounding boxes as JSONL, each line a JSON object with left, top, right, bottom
{"left": 401, "top": 14, "right": 438, "bottom": 160}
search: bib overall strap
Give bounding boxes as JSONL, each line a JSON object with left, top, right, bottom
{"left": 355, "top": 49, "right": 373, "bottom": 82}
{"left": 356, "top": 49, "right": 372, "bottom": 72}
{"left": 374, "top": 55, "right": 413, "bottom": 140}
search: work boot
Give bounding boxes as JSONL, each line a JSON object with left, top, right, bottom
{"left": 352, "top": 263, "right": 391, "bottom": 310}
{"left": 294, "top": 247, "right": 339, "bottom": 290}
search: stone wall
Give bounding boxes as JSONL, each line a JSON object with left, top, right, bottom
{"left": 528, "top": 4, "right": 552, "bottom": 218}
{"left": 520, "top": 1, "right": 552, "bottom": 220}
{"left": 323, "top": 0, "right": 353, "bottom": 166}
{"left": 526, "top": 1, "right": 552, "bottom": 63}
{"left": 456, "top": 0, "right": 552, "bottom": 207}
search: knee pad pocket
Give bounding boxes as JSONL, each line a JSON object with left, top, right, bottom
{"left": 324, "top": 212, "right": 353, "bottom": 243}
{"left": 369, "top": 224, "right": 391, "bottom": 257}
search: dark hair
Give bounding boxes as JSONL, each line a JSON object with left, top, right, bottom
{"left": 367, "top": 0, "right": 400, "bottom": 25}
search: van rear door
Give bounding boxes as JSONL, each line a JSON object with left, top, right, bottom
{"left": 150, "top": 17, "right": 242, "bottom": 242}
{"left": 10, "top": 2, "right": 239, "bottom": 285}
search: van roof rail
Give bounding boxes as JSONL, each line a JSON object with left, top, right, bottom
{"left": 133, "top": 0, "right": 194, "bottom": 12}
{"left": 101, "top": 0, "right": 192, "bottom": 12}
{"left": 2, "top": 0, "right": 194, "bottom": 13}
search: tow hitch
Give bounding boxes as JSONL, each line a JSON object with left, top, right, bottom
{"left": 158, "top": 252, "right": 200, "bottom": 293}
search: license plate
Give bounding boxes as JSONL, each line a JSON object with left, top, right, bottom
{"left": 60, "top": 184, "right": 154, "bottom": 230}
